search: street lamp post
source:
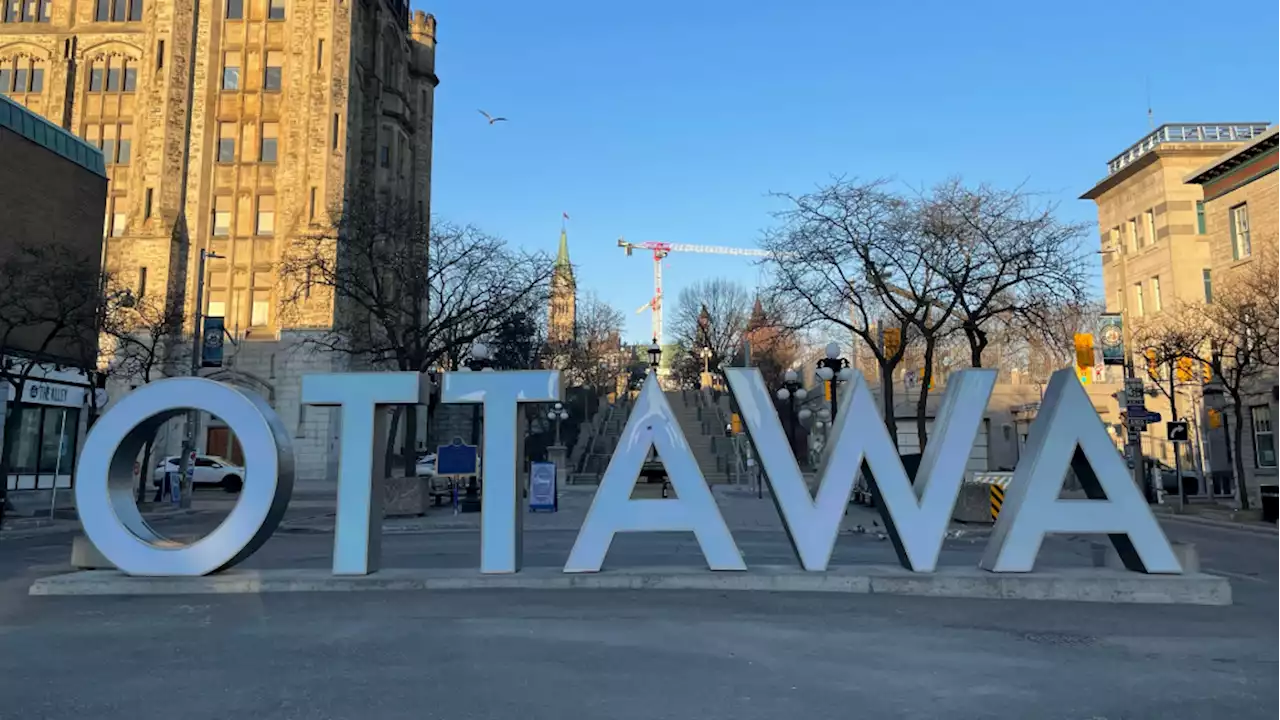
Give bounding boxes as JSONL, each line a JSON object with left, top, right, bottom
{"left": 547, "top": 402, "right": 569, "bottom": 446}
{"left": 177, "top": 248, "right": 224, "bottom": 509}
{"left": 815, "top": 342, "right": 852, "bottom": 421}
{"left": 774, "top": 369, "right": 807, "bottom": 460}
{"left": 647, "top": 339, "right": 662, "bottom": 372}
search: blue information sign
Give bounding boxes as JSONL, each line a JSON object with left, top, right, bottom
{"left": 529, "top": 462, "right": 556, "bottom": 512}
{"left": 436, "top": 438, "right": 478, "bottom": 476}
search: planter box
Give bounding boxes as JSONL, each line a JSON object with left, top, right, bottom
{"left": 384, "top": 476, "right": 428, "bottom": 517}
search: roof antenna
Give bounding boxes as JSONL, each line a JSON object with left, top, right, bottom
{"left": 1152, "top": 77, "right": 1162, "bottom": 129}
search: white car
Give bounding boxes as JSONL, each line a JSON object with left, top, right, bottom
{"left": 152, "top": 455, "right": 244, "bottom": 492}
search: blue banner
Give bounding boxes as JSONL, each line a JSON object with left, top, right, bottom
{"left": 202, "top": 316, "right": 225, "bottom": 368}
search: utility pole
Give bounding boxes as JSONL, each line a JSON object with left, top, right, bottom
{"left": 1168, "top": 358, "right": 1186, "bottom": 510}
{"left": 173, "top": 0, "right": 205, "bottom": 509}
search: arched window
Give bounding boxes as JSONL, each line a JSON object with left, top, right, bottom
{"left": 0, "top": 56, "right": 46, "bottom": 96}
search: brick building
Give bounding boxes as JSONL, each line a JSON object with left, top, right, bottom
{"left": 0, "top": 92, "right": 107, "bottom": 500}
{"left": 0, "top": 0, "right": 438, "bottom": 482}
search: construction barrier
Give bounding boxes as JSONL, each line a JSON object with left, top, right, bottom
{"left": 990, "top": 484, "right": 1005, "bottom": 522}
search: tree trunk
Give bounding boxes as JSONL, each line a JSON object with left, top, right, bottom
{"left": 0, "top": 391, "right": 27, "bottom": 529}
{"left": 137, "top": 436, "right": 155, "bottom": 503}
{"left": 1231, "top": 398, "right": 1250, "bottom": 510}
{"left": 916, "top": 342, "right": 936, "bottom": 451}
{"left": 879, "top": 361, "right": 900, "bottom": 448}
{"left": 402, "top": 406, "right": 419, "bottom": 478}
{"left": 384, "top": 406, "right": 402, "bottom": 477}
{"left": 964, "top": 325, "right": 988, "bottom": 368}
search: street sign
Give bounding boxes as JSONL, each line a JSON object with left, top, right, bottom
{"left": 1166, "top": 421, "right": 1189, "bottom": 443}
{"left": 1127, "top": 427, "right": 1141, "bottom": 445}
{"left": 1144, "top": 411, "right": 1161, "bottom": 424}
{"left": 1123, "top": 378, "right": 1145, "bottom": 407}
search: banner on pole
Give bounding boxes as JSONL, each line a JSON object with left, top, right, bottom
{"left": 202, "top": 316, "right": 225, "bottom": 368}
{"left": 529, "top": 461, "right": 557, "bottom": 512}
{"left": 1099, "top": 314, "right": 1125, "bottom": 366}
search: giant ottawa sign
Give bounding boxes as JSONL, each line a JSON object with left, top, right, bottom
{"left": 74, "top": 368, "right": 1184, "bottom": 577}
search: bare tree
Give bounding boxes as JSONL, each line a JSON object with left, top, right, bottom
{"left": 0, "top": 242, "right": 102, "bottom": 527}
{"left": 762, "top": 178, "right": 940, "bottom": 449}
{"left": 670, "top": 277, "right": 753, "bottom": 371}
{"left": 562, "top": 291, "right": 626, "bottom": 395}
{"left": 278, "top": 195, "right": 554, "bottom": 474}
{"left": 920, "top": 179, "right": 1091, "bottom": 368}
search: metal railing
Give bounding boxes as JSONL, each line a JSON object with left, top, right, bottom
{"left": 1107, "top": 123, "right": 1271, "bottom": 175}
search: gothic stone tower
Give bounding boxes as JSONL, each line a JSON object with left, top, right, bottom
{"left": 548, "top": 227, "right": 575, "bottom": 345}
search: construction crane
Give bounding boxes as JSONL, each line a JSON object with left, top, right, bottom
{"left": 617, "top": 238, "right": 770, "bottom": 345}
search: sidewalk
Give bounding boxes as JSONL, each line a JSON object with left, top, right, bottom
{"left": 278, "top": 484, "right": 991, "bottom": 540}
{"left": 1152, "top": 503, "right": 1278, "bottom": 535}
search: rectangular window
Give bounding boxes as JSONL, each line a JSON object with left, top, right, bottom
{"left": 1133, "top": 283, "right": 1144, "bottom": 317}
{"left": 1143, "top": 209, "right": 1156, "bottom": 246}
{"left": 1230, "top": 203, "right": 1251, "bottom": 260}
{"left": 111, "top": 0, "right": 125, "bottom": 22}
{"left": 1150, "top": 276, "right": 1161, "bottom": 312}
{"left": 212, "top": 196, "right": 232, "bottom": 236}
{"left": 316, "top": 39, "right": 324, "bottom": 70}
{"left": 20, "top": 0, "right": 33, "bottom": 21}
{"left": 116, "top": 123, "right": 131, "bottom": 165}
{"left": 0, "top": 66, "right": 9, "bottom": 92}
{"left": 250, "top": 290, "right": 270, "bottom": 326}
{"left": 309, "top": 186, "right": 316, "bottom": 220}
{"left": 217, "top": 122, "right": 236, "bottom": 163}
{"left": 1195, "top": 200, "right": 1206, "bottom": 234}
{"left": 260, "top": 121, "right": 278, "bottom": 162}
{"left": 1126, "top": 218, "right": 1138, "bottom": 252}
{"left": 106, "top": 64, "right": 120, "bottom": 91}
{"left": 110, "top": 209, "right": 126, "bottom": 236}
{"left": 101, "top": 124, "right": 116, "bottom": 165}
{"left": 222, "top": 51, "right": 240, "bottom": 90}
{"left": 123, "top": 65, "right": 136, "bottom": 91}
{"left": 137, "top": 266, "right": 148, "bottom": 298}
{"left": 89, "top": 65, "right": 103, "bottom": 91}
{"left": 263, "top": 51, "right": 282, "bottom": 91}
{"left": 1252, "top": 406, "right": 1276, "bottom": 468}
{"left": 1202, "top": 269, "right": 1212, "bottom": 304}
{"left": 13, "top": 64, "right": 27, "bottom": 92}
{"left": 256, "top": 195, "right": 275, "bottom": 236}
{"left": 331, "top": 113, "right": 339, "bottom": 149}
{"left": 39, "top": 0, "right": 49, "bottom": 21}
{"left": 156, "top": 39, "right": 164, "bottom": 69}
{"left": 2, "top": 0, "right": 16, "bottom": 22}
{"left": 144, "top": 187, "right": 153, "bottom": 218}
{"left": 127, "top": 0, "right": 141, "bottom": 22}
{"left": 379, "top": 143, "right": 390, "bottom": 168}
{"left": 267, "top": 0, "right": 284, "bottom": 20}
{"left": 207, "top": 295, "right": 227, "bottom": 319}
{"left": 28, "top": 65, "right": 42, "bottom": 92}
{"left": 94, "top": 0, "right": 108, "bottom": 20}
{"left": 225, "top": 0, "right": 242, "bottom": 19}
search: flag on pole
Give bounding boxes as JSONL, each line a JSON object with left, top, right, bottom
{"left": 562, "top": 212, "right": 570, "bottom": 220}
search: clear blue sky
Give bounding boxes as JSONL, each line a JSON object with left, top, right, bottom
{"left": 418, "top": 0, "right": 1279, "bottom": 344}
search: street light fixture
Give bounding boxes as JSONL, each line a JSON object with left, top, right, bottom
{"left": 547, "top": 402, "right": 569, "bottom": 446}
{"left": 775, "top": 369, "right": 807, "bottom": 460}
{"left": 815, "top": 341, "right": 851, "bottom": 421}
{"left": 648, "top": 339, "right": 662, "bottom": 370}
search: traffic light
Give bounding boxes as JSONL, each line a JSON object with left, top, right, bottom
{"left": 1145, "top": 348, "right": 1158, "bottom": 379}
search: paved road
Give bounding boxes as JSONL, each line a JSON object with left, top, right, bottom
{"left": 0, "top": 500, "right": 1275, "bottom": 720}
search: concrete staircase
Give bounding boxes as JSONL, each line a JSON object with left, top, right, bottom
{"left": 664, "top": 390, "right": 731, "bottom": 485}
{"left": 569, "top": 397, "right": 631, "bottom": 485}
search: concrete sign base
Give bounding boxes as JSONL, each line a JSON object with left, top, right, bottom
{"left": 30, "top": 565, "right": 1231, "bottom": 605}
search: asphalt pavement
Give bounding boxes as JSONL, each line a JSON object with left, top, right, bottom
{"left": 0, "top": 494, "right": 1275, "bottom": 720}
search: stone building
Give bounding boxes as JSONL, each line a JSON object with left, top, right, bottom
{"left": 1185, "top": 125, "right": 1279, "bottom": 503}
{"left": 548, "top": 228, "right": 575, "bottom": 346}
{"left": 0, "top": 0, "right": 438, "bottom": 483}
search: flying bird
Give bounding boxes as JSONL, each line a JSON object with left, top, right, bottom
{"left": 478, "top": 109, "right": 507, "bottom": 125}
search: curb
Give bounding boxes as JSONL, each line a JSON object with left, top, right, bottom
{"left": 1158, "top": 513, "right": 1278, "bottom": 537}
{"left": 28, "top": 565, "right": 1233, "bottom": 605}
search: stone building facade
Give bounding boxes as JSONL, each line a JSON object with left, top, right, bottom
{"left": 1081, "top": 122, "right": 1271, "bottom": 497}
{"left": 1185, "top": 126, "right": 1279, "bottom": 503}
{"left": 0, "top": 0, "right": 438, "bottom": 483}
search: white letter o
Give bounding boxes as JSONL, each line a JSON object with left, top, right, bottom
{"left": 74, "top": 378, "right": 294, "bottom": 575}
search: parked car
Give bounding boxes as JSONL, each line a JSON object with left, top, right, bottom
{"left": 152, "top": 455, "right": 244, "bottom": 493}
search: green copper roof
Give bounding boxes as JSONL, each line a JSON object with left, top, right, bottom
{"left": 555, "top": 228, "right": 571, "bottom": 269}
{"left": 0, "top": 93, "right": 106, "bottom": 177}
